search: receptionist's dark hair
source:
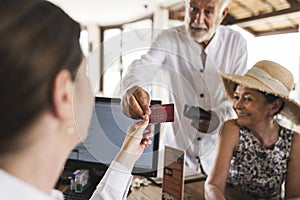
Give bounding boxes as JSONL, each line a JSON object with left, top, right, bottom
{"left": 0, "top": 0, "right": 82, "bottom": 154}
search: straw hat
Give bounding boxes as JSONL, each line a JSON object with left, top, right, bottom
{"left": 219, "top": 60, "right": 300, "bottom": 125}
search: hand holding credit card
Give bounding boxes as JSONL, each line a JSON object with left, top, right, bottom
{"left": 149, "top": 104, "right": 174, "bottom": 124}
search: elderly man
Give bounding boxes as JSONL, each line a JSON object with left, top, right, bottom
{"left": 121, "top": 0, "right": 248, "bottom": 175}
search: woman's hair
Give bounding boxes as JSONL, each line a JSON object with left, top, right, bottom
{"left": 260, "top": 92, "right": 285, "bottom": 115}
{"left": 0, "top": 0, "right": 82, "bottom": 154}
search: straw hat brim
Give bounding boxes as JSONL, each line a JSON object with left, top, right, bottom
{"left": 219, "top": 71, "right": 300, "bottom": 125}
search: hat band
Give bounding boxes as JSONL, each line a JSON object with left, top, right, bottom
{"left": 247, "top": 67, "right": 289, "bottom": 96}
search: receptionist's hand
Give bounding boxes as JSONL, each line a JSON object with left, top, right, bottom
{"left": 114, "top": 117, "right": 153, "bottom": 171}
{"left": 121, "top": 86, "right": 151, "bottom": 121}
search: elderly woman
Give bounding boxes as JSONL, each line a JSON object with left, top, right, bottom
{"left": 205, "top": 60, "right": 300, "bottom": 200}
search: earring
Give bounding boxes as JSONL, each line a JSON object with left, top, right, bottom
{"left": 67, "top": 120, "right": 75, "bottom": 134}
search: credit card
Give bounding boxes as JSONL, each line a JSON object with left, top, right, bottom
{"left": 149, "top": 104, "right": 174, "bottom": 124}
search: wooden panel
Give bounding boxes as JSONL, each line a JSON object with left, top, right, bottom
{"left": 267, "top": 0, "right": 291, "bottom": 10}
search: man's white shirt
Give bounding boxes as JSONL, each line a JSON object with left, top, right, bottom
{"left": 122, "top": 25, "right": 248, "bottom": 174}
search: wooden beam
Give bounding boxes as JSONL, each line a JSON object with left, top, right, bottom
{"left": 259, "top": 0, "right": 275, "bottom": 12}
{"left": 225, "top": 7, "right": 300, "bottom": 25}
{"left": 231, "top": 0, "right": 256, "bottom": 15}
{"left": 254, "top": 26, "right": 299, "bottom": 36}
{"left": 286, "top": 0, "right": 300, "bottom": 7}
{"left": 235, "top": 11, "right": 300, "bottom": 27}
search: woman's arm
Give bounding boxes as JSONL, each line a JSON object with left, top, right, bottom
{"left": 205, "top": 119, "right": 240, "bottom": 200}
{"left": 90, "top": 119, "right": 152, "bottom": 200}
{"left": 285, "top": 131, "right": 300, "bottom": 199}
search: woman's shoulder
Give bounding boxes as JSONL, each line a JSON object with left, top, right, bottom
{"left": 292, "top": 130, "right": 300, "bottom": 136}
{"left": 219, "top": 119, "right": 240, "bottom": 149}
{"left": 223, "top": 119, "right": 240, "bottom": 129}
{"left": 292, "top": 130, "right": 300, "bottom": 144}
{"left": 289, "top": 131, "right": 300, "bottom": 164}
{"left": 221, "top": 119, "right": 240, "bottom": 137}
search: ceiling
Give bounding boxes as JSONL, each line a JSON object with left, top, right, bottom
{"left": 168, "top": 0, "right": 300, "bottom": 36}
{"left": 49, "top": 0, "right": 299, "bottom": 36}
{"left": 48, "top": 0, "right": 155, "bottom": 26}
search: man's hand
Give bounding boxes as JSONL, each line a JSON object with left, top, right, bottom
{"left": 121, "top": 86, "right": 151, "bottom": 120}
{"left": 190, "top": 111, "right": 220, "bottom": 133}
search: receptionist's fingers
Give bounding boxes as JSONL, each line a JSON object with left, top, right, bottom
{"left": 143, "top": 123, "right": 153, "bottom": 135}
{"left": 126, "top": 117, "right": 149, "bottom": 143}
{"left": 141, "top": 138, "right": 152, "bottom": 147}
{"left": 115, "top": 119, "right": 149, "bottom": 170}
{"left": 141, "top": 125, "right": 154, "bottom": 146}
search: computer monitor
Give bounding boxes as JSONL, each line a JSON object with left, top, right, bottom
{"left": 67, "top": 97, "right": 161, "bottom": 177}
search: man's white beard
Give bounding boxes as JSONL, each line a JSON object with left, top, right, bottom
{"left": 186, "top": 24, "right": 217, "bottom": 43}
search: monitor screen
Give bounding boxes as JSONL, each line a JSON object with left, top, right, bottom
{"left": 67, "top": 97, "right": 161, "bottom": 177}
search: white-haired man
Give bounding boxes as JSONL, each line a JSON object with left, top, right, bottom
{"left": 121, "top": 0, "right": 248, "bottom": 175}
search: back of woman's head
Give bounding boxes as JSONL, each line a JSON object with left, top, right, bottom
{"left": 0, "top": 0, "right": 82, "bottom": 154}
